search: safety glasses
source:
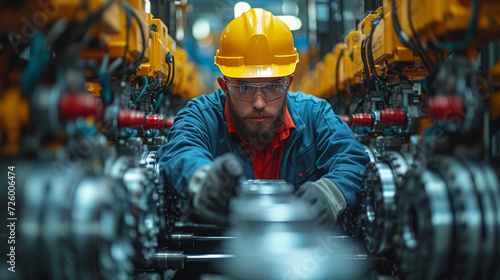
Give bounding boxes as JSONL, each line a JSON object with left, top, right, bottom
{"left": 224, "top": 77, "right": 290, "bottom": 101}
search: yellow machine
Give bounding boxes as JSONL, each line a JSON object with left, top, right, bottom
{"left": 80, "top": 0, "right": 150, "bottom": 65}
{"left": 87, "top": 81, "right": 103, "bottom": 96}
{"left": 490, "top": 61, "right": 500, "bottom": 122}
{"left": 353, "top": 10, "right": 381, "bottom": 78}
{"left": 0, "top": 0, "right": 122, "bottom": 39}
{"left": 340, "top": 31, "right": 362, "bottom": 88}
{"left": 171, "top": 48, "right": 188, "bottom": 96}
{"left": 397, "top": 0, "right": 500, "bottom": 51}
{"left": 0, "top": 0, "right": 202, "bottom": 158}
{"left": 491, "top": 91, "right": 500, "bottom": 123}
{"left": 371, "top": 0, "right": 427, "bottom": 78}
{"left": 136, "top": 13, "right": 175, "bottom": 79}
{"left": 331, "top": 43, "right": 346, "bottom": 94}
{"left": 0, "top": 88, "right": 29, "bottom": 156}
{"left": 290, "top": 51, "right": 311, "bottom": 92}
{"left": 309, "top": 61, "right": 325, "bottom": 99}
{"left": 184, "top": 61, "right": 204, "bottom": 101}
{"left": 298, "top": 73, "right": 314, "bottom": 96}
{"left": 106, "top": 0, "right": 150, "bottom": 64}
{"left": 322, "top": 53, "right": 336, "bottom": 99}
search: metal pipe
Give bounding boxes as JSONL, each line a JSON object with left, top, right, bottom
{"left": 194, "top": 236, "right": 236, "bottom": 241}
{"left": 327, "top": 235, "right": 355, "bottom": 239}
{"left": 154, "top": 251, "right": 184, "bottom": 270}
{"left": 154, "top": 251, "right": 235, "bottom": 270}
{"left": 168, "top": 233, "right": 194, "bottom": 248}
{"left": 168, "top": 233, "right": 236, "bottom": 248}
{"left": 336, "top": 254, "right": 379, "bottom": 261}
{"left": 184, "top": 254, "right": 235, "bottom": 262}
{"left": 174, "top": 221, "right": 226, "bottom": 230}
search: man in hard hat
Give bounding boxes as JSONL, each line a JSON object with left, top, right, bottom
{"left": 158, "top": 8, "right": 369, "bottom": 226}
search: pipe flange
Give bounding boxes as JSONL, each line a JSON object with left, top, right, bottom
{"left": 478, "top": 163, "right": 500, "bottom": 280}
{"left": 123, "top": 167, "right": 160, "bottom": 265}
{"left": 363, "top": 145, "right": 380, "bottom": 163}
{"left": 362, "top": 161, "right": 397, "bottom": 254}
{"left": 457, "top": 159, "right": 498, "bottom": 280}
{"left": 429, "top": 156, "right": 482, "bottom": 280}
{"left": 384, "top": 151, "right": 414, "bottom": 188}
{"left": 397, "top": 169, "right": 452, "bottom": 280}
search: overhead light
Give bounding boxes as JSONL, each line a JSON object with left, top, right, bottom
{"left": 276, "top": 15, "right": 302, "bottom": 31}
{"left": 282, "top": 0, "right": 299, "bottom": 16}
{"left": 176, "top": 9, "right": 184, "bottom": 41}
{"left": 234, "top": 2, "right": 251, "bottom": 18}
{"left": 192, "top": 18, "right": 211, "bottom": 41}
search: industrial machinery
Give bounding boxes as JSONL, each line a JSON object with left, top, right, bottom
{"left": 295, "top": 0, "right": 500, "bottom": 279}
{"left": 0, "top": 1, "right": 204, "bottom": 279}
{"left": 1, "top": 0, "right": 500, "bottom": 280}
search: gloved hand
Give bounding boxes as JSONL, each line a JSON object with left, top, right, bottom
{"left": 188, "top": 153, "right": 245, "bottom": 224}
{"left": 296, "top": 178, "right": 346, "bottom": 228}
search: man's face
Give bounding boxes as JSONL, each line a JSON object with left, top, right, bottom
{"left": 221, "top": 76, "right": 292, "bottom": 148}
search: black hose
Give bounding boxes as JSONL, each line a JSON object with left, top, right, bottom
{"left": 366, "top": 12, "right": 388, "bottom": 95}
{"left": 391, "top": 0, "right": 435, "bottom": 72}
{"left": 128, "top": 6, "right": 147, "bottom": 70}
{"left": 162, "top": 52, "right": 175, "bottom": 93}
{"left": 361, "top": 37, "right": 371, "bottom": 92}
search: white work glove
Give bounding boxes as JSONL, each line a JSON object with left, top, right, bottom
{"left": 188, "top": 153, "right": 245, "bottom": 225}
{"left": 296, "top": 178, "right": 347, "bottom": 228}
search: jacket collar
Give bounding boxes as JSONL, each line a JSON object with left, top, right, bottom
{"left": 285, "top": 93, "right": 306, "bottom": 142}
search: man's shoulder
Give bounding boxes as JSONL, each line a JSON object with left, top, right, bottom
{"left": 287, "top": 91, "right": 330, "bottom": 112}
{"left": 184, "top": 89, "right": 226, "bottom": 113}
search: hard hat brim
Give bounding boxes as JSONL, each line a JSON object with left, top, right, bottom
{"left": 217, "top": 63, "right": 297, "bottom": 78}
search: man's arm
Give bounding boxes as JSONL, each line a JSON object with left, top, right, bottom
{"left": 313, "top": 101, "right": 370, "bottom": 207}
{"left": 158, "top": 103, "right": 214, "bottom": 199}
{"left": 297, "top": 100, "right": 369, "bottom": 227}
{"left": 158, "top": 100, "right": 245, "bottom": 224}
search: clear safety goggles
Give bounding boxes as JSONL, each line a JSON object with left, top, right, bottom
{"left": 224, "top": 77, "right": 290, "bottom": 101}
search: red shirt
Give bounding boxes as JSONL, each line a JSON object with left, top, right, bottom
{"left": 225, "top": 99, "right": 296, "bottom": 179}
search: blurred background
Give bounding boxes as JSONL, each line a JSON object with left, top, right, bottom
{"left": 144, "top": 0, "right": 378, "bottom": 93}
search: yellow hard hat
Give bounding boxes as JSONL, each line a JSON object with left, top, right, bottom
{"left": 214, "top": 8, "right": 299, "bottom": 78}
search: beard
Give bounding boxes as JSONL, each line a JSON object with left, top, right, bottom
{"left": 227, "top": 97, "right": 287, "bottom": 150}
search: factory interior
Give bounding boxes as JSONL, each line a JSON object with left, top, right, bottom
{"left": 1, "top": 0, "right": 500, "bottom": 279}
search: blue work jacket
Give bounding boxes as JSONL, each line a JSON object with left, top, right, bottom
{"left": 158, "top": 90, "right": 369, "bottom": 207}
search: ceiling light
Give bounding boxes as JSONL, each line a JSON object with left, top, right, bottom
{"left": 192, "top": 18, "right": 211, "bottom": 41}
{"left": 276, "top": 15, "right": 302, "bottom": 31}
{"left": 234, "top": 2, "right": 251, "bottom": 18}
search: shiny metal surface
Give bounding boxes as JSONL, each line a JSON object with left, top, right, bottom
{"left": 168, "top": 233, "right": 195, "bottom": 248}
{"left": 385, "top": 151, "right": 413, "bottom": 188}
{"left": 430, "top": 156, "right": 482, "bottom": 280}
{"left": 484, "top": 166, "right": 500, "bottom": 280}
{"left": 105, "top": 155, "right": 161, "bottom": 265}
{"left": 154, "top": 251, "right": 184, "bottom": 270}
{"left": 460, "top": 159, "right": 500, "bottom": 280}
{"left": 398, "top": 169, "right": 453, "bottom": 280}
{"left": 363, "top": 145, "right": 380, "bottom": 163}
{"left": 224, "top": 179, "right": 376, "bottom": 280}
{"left": 184, "top": 254, "right": 235, "bottom": 261}
{"left": 461, "top": 160, "right": 498, "bottom": 279}
{"left": 363, "top": 161, "right": 397, "bottom": 254}
{"left": 17, "top": 162, "right": 135, "bottom": 280}
{"left": 194, "top": 236, "right": 236, "bottom": 241}
{"left": 434, "top": 56, "right": 484, "bottom": 135}
{"left": 237, "top": 179, "right": 294, "bottom": 206}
